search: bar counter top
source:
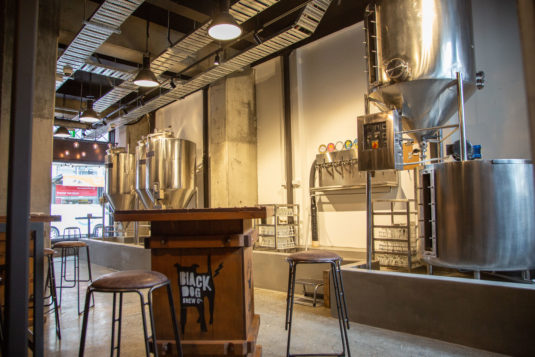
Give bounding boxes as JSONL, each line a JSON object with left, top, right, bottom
{"left": 0, "top": 214, "right": 61, "bottom": 223}
{"left": 113, "top": 206, "right": 271, "bottom": 222}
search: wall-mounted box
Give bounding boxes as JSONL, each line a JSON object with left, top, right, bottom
{"left": 357, "top": 111, "right": 404, "bottom": 171}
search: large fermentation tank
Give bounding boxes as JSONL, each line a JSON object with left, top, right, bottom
{"left": 145, "top": 131, "right": 196, "bottom": 209}
{"left": 422, "top": 160, "right": 535, "bottom": 271}
{"left": 135, "top": 137, "right": 153, "bottom": 209}
{"left": 105, "top": 147, "right": 135, "bottom": 211}
{"left": 365, "top": 0, "right": 476, "bottom": 141}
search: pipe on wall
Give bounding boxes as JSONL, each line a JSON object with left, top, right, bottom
{"left": 282, "top": 53, "right": 294, "bottom": 205}
{"left": 309, "top": 160, "right": 319, "bottom": 246}
{"left": 203, "top": 86, "right": 210, "bottom": 208}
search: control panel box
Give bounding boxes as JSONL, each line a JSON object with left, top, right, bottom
{"left": 357, "top": 110, "right": 403, "bottom": 171}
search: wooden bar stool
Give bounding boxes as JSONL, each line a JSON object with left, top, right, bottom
{"left": 43, "top": 248, "right": 61, "bottom": 339}
{"left": 285, "top": 250, "right": 351, "bottom": 357}
{"left": 79, "top": 270, "right": 183, "bottom": 357}
{"left": 53, "top": 240, "right": 94, "bottom": 314}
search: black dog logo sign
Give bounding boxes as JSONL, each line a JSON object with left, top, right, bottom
{"left": 174, "top": 255, "right": 223, "bottom": 333}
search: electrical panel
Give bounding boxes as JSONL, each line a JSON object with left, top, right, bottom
{"left": 357, "top": 110, "right": 404, "bottom": 171}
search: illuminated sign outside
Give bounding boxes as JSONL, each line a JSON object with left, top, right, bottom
{"left": 55, "top": 185, "right": 98, "bottom": 197}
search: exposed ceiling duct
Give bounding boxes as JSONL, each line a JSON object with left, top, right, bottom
{"left": 93, "top": 0, "right": 281, "bottom": 114}
{"left": 79, "top": 60, "right": 134, "bottom": 81}
{"left": 55, "top": 0, "right": 145, "bottom": 90}
{"left": 92, "top": 0, "right": 333, "bottom": 136}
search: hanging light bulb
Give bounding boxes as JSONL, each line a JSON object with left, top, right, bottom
{"left": 134, "top": 20, "right": 159, "bottom": 88}
{"left": 134, "top": 54, "right": 159, "bottom": 87}
{"left": 214, "top": 52, "right": 221, "bottom": 66}
{"left": 208, "top": 1, "right": 241, "bottom": 41}
{"left": 54, "top": 126, "right": 71, "bottom": 138}
{"left": 80, "top": 99, "right": 100, "bottom": 123}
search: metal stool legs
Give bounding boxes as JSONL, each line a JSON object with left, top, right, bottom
{"left": 110, "top": 292, "right": 124, "bottom": 356}
{"left": 334, "top": 261, "right": 350, "bottom": 330}
{"left": 285, "top": 261, "right": 297, "bottom": 357}
{"left": 285, "top": 261, "right": 351, "bottom": 357}
{"left": 58, "top": 246, "right": 94, "bottom": 314}
{"left": 44, "top": 253, "right": 61, "bottom": 339}
{"left": 330, "top": 261, "right": 350, "bottom": 354}
{"left": 79, "top": 282, "right": 183, "bottom": 357}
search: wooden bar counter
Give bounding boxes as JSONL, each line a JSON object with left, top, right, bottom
{"left": 114, "top": 207, "right": 270, "bottom": 357}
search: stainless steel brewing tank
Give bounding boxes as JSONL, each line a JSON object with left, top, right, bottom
{"left": 365, "top": 0, "right": 476, "bottom": 141}
{"left": 424, "top": 160, "right": 535, "bottom": 271}
{"left": 135, "top": 138, "right": 153, "bottom": 209}
{"left": 105, "top": 147, "right": 135, "bottom": 211}
{"left": 145, "top": 133, "right": 196, "bottom": 209}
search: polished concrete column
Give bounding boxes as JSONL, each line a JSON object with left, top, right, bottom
{"left": 208, "top": 69, "right": 258, "bottom": 207}
{"left": 0, "top": 0, "right": 60, "bottom": 216}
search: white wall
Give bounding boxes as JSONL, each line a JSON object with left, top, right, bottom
{"left": 447, "top": 0, "right": 531, "bottom": 159}
{"left": 290, "top": 23, "right": 413, "bottom": 249}
{"left": 116, "top": 125, "right": 127, "bottom": 148}
{"left": 154, "top": 90, "right": 204, "bottom": 161}
{"left": 255, "top": 0, "right": 530, "bottom": 249}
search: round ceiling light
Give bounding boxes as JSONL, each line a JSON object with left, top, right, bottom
{"left": 208, "top": 12, "right": 242, "bottom": 41}
{"left": 54, "top": 126, "right": 71, "bottom": 138}
{"left": 133, "top": 68, "right": 159, "bottom": 87}
{"left": 134, "top": 55, "right": 159, "bottom": 87}
{"left": 80, "top": 100, "right": 100, "bottom": 123}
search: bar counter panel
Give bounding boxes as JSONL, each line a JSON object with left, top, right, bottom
{"left": 114, "top": 208, "right": 265, "bottom": 356}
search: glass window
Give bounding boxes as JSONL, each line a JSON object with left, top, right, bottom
{"left": 50, "top": 162, "right": 109, "bottom": 239}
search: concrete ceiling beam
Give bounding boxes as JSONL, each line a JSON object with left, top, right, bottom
{"left": 54, "top": 118, "right": 91, "bottom": 130}
{"left": 145, "top": 0, "right": 210, "bottom": 23}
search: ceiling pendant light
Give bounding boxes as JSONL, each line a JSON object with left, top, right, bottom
{"left": 134, "top": 55, "right": 159, "bottom": 87}
{"left": 208, "top": 1, "right": 241, "bottom": 41}
{"left": 80, "top": 99, "right": 100, "bottom": 123}
{"left": 134, "top": 20, "right": 159, "bottom": 88}
{"left": 54, "top": 126, "right": 71, "bottom": 138}
{"left": 214, "top": 52, "right": 221, "bottom": 66}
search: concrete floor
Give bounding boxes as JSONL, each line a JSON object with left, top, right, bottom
{"left": 44, "top": 262, "right": 504, "bottom": 357}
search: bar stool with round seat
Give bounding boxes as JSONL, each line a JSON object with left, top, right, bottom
{"left": 79, "top": 270, "right": 183, "bottom": 357}
{"left": 285, "top": 250, "right": 351, "bottom": 357}
{"left": 53, "top": 240, "right": 94, "bottom": 314}
{"left": 43, "top": 247, "right": 61, "bottom": 339}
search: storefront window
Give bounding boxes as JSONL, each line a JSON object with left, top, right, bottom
{"left": 50, "top": 162, "right": 108, "bottom": 238}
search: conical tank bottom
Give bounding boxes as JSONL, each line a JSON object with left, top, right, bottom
{"left": 105, "top": 193, "right": 135, "bottom": 212}
{"left": 135, "top": 189, "right": 154, "bottom": 209}
{"left": 159, "top": 188, "right": 196, "bottom": 209}
{"left": 370, "top": 78, "right": 476, "bottom": 142}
